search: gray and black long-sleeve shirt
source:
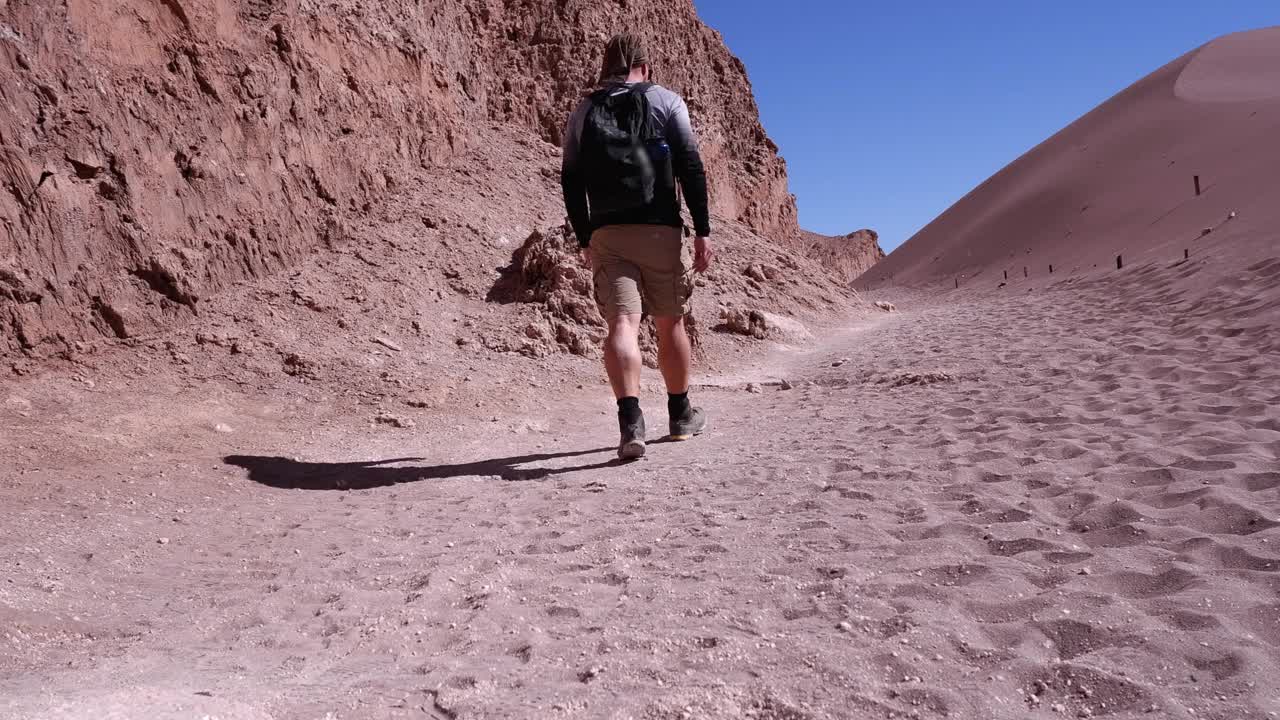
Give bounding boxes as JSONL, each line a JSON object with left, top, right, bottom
{"left": 561, "top": 83, "right": 711, "bottom": 248}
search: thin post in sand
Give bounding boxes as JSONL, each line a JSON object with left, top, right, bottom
{"left": 1049, "top": 264, "right": 1054, "bottom": 274}
{"left": 1194, "top": 175, "right": 1202, "bottom": 196}
{"left": 1023, "top": 266, "right": 1028, "bottom": 278}
{"left": 1004, "top": 270, "right": 1008, "bottom": 280}
{"left": 1184, "top": 248, "right": 1189, "bottom": 260}
{"left": 1116, "top": 255, "right": 1123, "bottom": 270}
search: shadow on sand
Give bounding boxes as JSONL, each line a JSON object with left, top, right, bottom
{"left": 226, "top": 446, "right": 624, "bottom": 491}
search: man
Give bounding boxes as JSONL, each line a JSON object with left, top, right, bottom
{"left": 561, "top": 33, "right": 713, "bottom": 460}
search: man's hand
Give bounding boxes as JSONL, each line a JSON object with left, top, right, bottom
{"left": 579, "top": 248, "right": 592, "bottom": 270}
{"left": 693, "top": 236, "right": 713, "bottom": 273}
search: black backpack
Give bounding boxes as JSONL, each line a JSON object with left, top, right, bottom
{"left": 580, "top": 83, "right": 662, "bottom": 216}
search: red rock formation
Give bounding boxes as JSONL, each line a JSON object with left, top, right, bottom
{"left": 0, "top": 0, "right": 797, "bottom": 355}
{"left": 799, "top": 228, "right": 885, "bottom": 284}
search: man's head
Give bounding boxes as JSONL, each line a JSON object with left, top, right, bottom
{"left": 599, "top": 33, "right": 650, "bottom": 84}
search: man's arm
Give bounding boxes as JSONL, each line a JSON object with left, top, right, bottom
{"left": 561, "top": 101, "right": 593, "bottom": 248}
{"left": 665, "top": 97, "right": 711, "bottom": 239}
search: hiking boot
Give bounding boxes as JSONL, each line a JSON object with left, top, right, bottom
{"left": 669, "top": 406, "right": 707, "bottom": 441}
{"left": 618, "top": 410, "right": 646, "bottom": 460}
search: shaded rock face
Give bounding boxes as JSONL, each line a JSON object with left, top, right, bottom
{"left": 487, "top": 226, "right": 604, "bottom": 359}
{"left": 491, "top": 226, "right": 701, "bottom": 364}
{"left": 0, "top": 0, "right": 794, "bottom": 355}
{"left": 799, "top": 228, "right": 886, "bottom": 284}
{"left": 718, "top": 307, "right": 769, "bottom": 339}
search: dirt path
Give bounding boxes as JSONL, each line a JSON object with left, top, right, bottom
{"left": 2, "top": 256, "right": 1278, "bottom": 720}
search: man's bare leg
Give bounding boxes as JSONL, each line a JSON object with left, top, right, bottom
{"left": 604, "top": 313, "right": 643, "bottom": 399}
{"left": 655, "top": 315, "right": 706, "bottom": 440}
{"left": 605, "top": 313, "right": 646, "bottom": 459}
{"left": 654, "top": 315, "right": 691, "bottom": 394}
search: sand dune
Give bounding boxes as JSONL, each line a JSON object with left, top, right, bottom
{"left": 861, "top": 27, "right": 1280, "bottom": 290}
{"left": 1176, "top": 27, "right": 1280, "bottom": 102}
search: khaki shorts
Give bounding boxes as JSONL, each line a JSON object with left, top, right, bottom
{"left": 590, "top": 224, "right": 693, "bottom": 318}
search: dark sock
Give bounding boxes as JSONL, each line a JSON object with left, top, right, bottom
{"left": 667, "top": 392, "right": 690, "bottom": 419}
{"left": 617, "top": 396, "right": 642, "bottom": 424}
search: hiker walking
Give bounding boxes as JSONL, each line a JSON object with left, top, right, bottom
{"left": 561, "top": 33, "right": 713, "bottom": 459}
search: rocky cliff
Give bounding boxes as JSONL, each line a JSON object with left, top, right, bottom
{"left": 799, "top": 228, "right": 885, "bottom": 283}
{"left": 0, "top": 0, "right": 798, "bottom": 356}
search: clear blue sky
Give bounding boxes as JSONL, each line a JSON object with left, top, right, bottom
{"left": 691, "top": 1, "right": 1279, "bottom": 251}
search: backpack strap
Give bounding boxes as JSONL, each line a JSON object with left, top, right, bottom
{"left": 626, "top": 83, "right": 658, "bottom": 139}
{"left": 594, "top": 81, "right": 652, "bottom": 99}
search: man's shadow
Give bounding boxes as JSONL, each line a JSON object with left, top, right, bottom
{"left": 227, "top": 446, "right": 624, "bottom": 491}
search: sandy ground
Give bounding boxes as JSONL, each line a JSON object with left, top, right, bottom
{"left": 2, "top": 250, "right": 1279, "bottom": 720}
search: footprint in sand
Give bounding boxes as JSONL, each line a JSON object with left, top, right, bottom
{"left": 1098, "top": 567, "right": 1201, "bottom": 599}
{"left": 1243, "top": 603, "right": 1280, "bottom": 646}
{"left": 1156, "top": 608, "right": 1223, "bottom": 631}
{"left": 986, "top": 537, "right": 1062, "bottom": 557}
{"left": 1035, "top": 618, "right": 1140, "bottom": 660}
{"left": 1241, "top": 472, "right": 1280, "bottom": 491}
{"left": 1186, "top": 503, "right": 1279, "bottom": 536}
